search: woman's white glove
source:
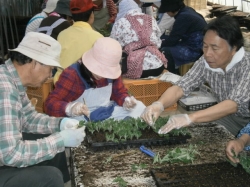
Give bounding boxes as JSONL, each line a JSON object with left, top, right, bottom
{"left": 123, "top": 96, "right": 137, "bottom": 110}
{"left": 65, "top": 102, "right": 90, "bottom": 117}
{"left": 60, "top": 118, "right": 79, "bottom": 131}
{"left": 158, "top": 114, "right": 192, "bottom": 134}
{"left": 59, "top": 126, "right": 86, "bottom": 147}
{"left": 140, "top": 101, "right": 164, "bottom": 126}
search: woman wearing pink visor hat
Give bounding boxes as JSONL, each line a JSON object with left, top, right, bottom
{"left": 45, "top": 37, "right": 146, "bottom": 122}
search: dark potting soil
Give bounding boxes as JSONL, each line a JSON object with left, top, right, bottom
{"left": 150, "top": 162, "right": 250, "bottom": 187}
{"left": 84, "top": 128, "right": 191, "bottom": 151}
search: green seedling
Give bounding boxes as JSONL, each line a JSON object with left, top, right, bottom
{"left": 103, "top": 156, "right": 112, "bottom": 164}
{"left": 131, "top": 163, "right": 148, "bottom": 172}
{"left": 229, "top": 151, "right": 250, "bottom": 174}
{"left": 153, "top": 144, "right": 200, "bottom": 164}
{"left": 113, "top": 176, "right": 127, "bottom": 187}
{"left": 78, "top": 120, "right": 86, "bottom": 128}
{"left": 81, "top": 116, "right": 190, "bottom": 143}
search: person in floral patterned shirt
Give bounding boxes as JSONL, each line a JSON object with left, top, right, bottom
{"left": 110, "top": 0, "right": 167, "bottom": 79}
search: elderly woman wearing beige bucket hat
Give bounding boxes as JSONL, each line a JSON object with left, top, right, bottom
{"left": 45, "top": 37, "right": 146, "bottom": 121}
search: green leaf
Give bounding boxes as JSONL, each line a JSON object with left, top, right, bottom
{"left": 113, "top": 177, "right": 128, "bottom": 187}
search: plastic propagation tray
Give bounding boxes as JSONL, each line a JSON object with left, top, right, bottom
{"left": 178, "top": 85, "right": 217, "bottom": 111}
{"left": 84, "top": 130, "right": 191, "bottom": 152}
{"left": 150, "top": 162, "right": 250, "bottom": 187}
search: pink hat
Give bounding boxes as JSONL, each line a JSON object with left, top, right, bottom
{"left": 82, "top": 37, "right": 122, "bottom": 79}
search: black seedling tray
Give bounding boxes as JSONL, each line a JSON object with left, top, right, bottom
{"left": 150, "top": 162, "right": 250, "bottom": 187}
{"left": 178, "top": 100, "right": 217, "bottom": 111}
{"left": 84, "top": 133, "right": 191, "bottom": 152}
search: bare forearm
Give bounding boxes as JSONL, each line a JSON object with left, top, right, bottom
{"left": 158, "top": 85, "right": 183, "bottom": 109}
{"left": 189, "top": 100, "right": 238, "bottom": 123}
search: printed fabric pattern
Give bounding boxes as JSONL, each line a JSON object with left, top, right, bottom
{"left": 123, "top": 14, "right": 167, "bottom": 79}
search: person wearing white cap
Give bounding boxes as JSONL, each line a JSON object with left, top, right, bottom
{"left": 0, "top": 32, "right": 85, "bottom": 187}
{"left": 45, "top": 37, "right": 146, "bottom": 122}
{"left": 25, "top": 0, "right": 59, "bottom": 34}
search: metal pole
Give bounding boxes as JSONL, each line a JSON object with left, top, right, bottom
{"left": 7, "top": 3, "right": 15, "bottom": 48}
{"left": 11, "top": 4, "right": 19, "bottom": 44}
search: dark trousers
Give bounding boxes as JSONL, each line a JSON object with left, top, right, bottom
{"left": 161, "top": 47, "right": 180, "bottom": 75}
{"left": 141, "top": 65, "right": 165, "bottom": 78}
{"left": 0, "top": 133, "right": 70, "bottom": 187}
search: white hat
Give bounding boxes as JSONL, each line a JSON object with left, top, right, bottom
{"left": 9, "top": 32, "right": 62, "bottom": 69}
{"left": 116, "top": 0, "right": 141, "bottom": 22}
{"left": 43, "top": 0, "right": 59, "bottom": 13}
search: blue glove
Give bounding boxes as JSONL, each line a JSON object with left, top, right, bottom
{"left": 60, "top": 118, "right": 79, "bottom": 131}
{"left": 88, "top": 104, "right": 115, "bottom": 122}
{"left": 59, "top": 127, "right": 86, "bottom": 147}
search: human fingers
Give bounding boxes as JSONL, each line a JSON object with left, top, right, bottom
{"left": 225, "top": 141, "right": 240, "bottom": 163}
{"left": 141, "top": 107, "right": 154, "bottom": 126}
{"left": 158, "top": 122, "right": 174, "bottom": 134}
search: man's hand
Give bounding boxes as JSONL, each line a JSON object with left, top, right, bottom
{"left": 59, "top": 127, "right": 86, "bottom": 147}
{"left": 158, "top": 114, "right": 192, "bottom": 134}
{"left": 141, "top": 101, "right": 164, "bottom": 126}
{"left": 60, "top": 118, "right": 79, "bottom": 131}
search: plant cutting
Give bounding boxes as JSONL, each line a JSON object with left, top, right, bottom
{"left": 131, "top": 163, "right": 148, "bottom": 172}
{"left": 113, "top": 176, "right": 127, "bottom": 187}
{"left": 153, "top": 144, "right": 200, "bottom": 164}
{"left": 229, "top": 151, "right": 250, "bottom": 174}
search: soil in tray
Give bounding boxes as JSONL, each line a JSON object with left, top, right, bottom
{"left": 150, "top": 162, "right": 250, "bottom": 187}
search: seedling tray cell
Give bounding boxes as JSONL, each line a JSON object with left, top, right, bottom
{"left": 86, "top": 135, "right": 191, "bottom": 151}
{"left": 150, "top": 162, "right": 250, "bottom": 187}
{"left": 82, "top": 117, "right": 191, "bottom": 151}
{"left": 84, "top": 130, "right": 191, "bottom": 152}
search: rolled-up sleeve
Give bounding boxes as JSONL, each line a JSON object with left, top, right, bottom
{"left": 176, "top": 58, "right": 206, "bottom": 97}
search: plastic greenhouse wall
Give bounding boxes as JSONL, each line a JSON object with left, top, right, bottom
{"left": 209, "top": 0, "right": 250, "bottom": 12}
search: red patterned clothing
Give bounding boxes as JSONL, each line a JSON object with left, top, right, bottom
{"left": 106, "top": 0, "right": 117, "bottom": 23}
{"left": 45, "top": 63, "right": 129, "bottom": 117}
{"left": 110, "top": 9, "right": 167, "bottom": 79}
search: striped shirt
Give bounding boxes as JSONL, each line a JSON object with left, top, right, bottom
{"left": 176, "top": 47, "right": 250, "bottom": 117}
{"left": 25, "top": 11, "right": 47, "bottom": 35}
{"left": 0, "top": 59, "right": 64, "bottom": 168}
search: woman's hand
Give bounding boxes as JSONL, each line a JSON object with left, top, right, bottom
{"left": 65, "top": 102, "right": 90, "bottom": 117}
{"left": 158, "top": 114, "right": 192, "bottom": 134}
{"left": 123, "top": 96, "right": 137, "bottom": 110}
{"left": 141, "top": 101, "right": 164, "bottom": 126}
